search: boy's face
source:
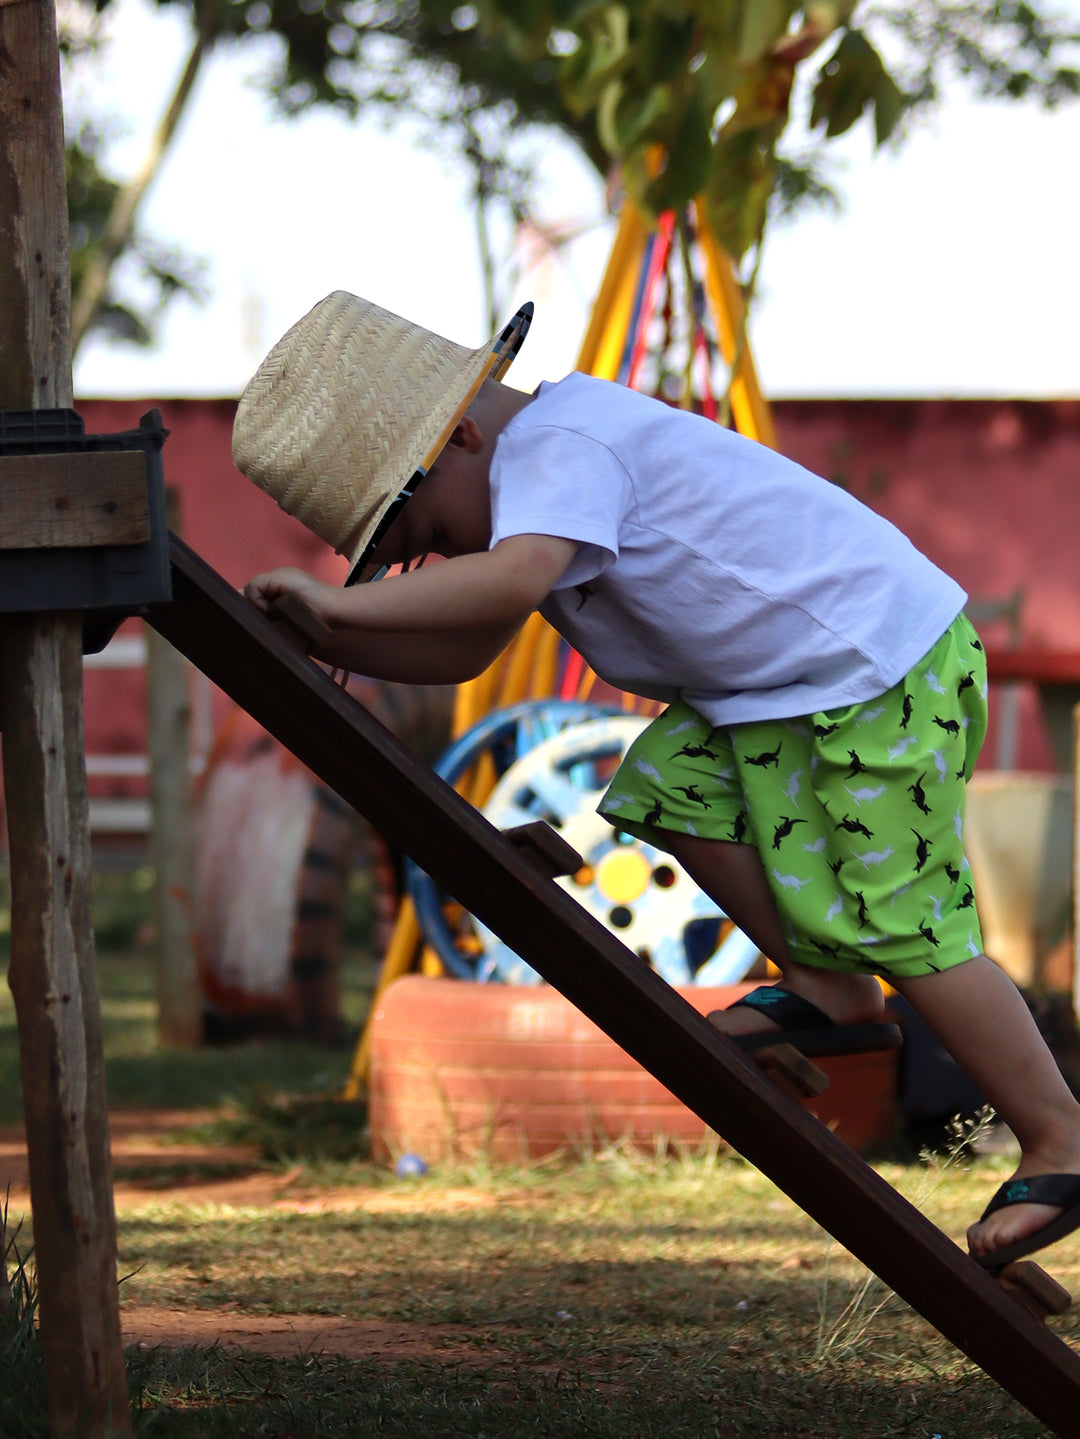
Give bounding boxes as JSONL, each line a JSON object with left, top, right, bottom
{"left": 369, "top": 417, "right": 492, "bottom": 572}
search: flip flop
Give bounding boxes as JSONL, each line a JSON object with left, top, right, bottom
{"left": 973, "top": 1173, "right": 1080, "bottom": 1271}
{"left": 715, "top": 984, "right": 903, "bottom": 1058}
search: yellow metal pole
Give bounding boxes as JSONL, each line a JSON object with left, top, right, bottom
{"left": 693, "top": 199, "right": 778, "bottom": 450}
{"left": 531, "top": 622, "right": 562, "bottom": 698}
{"left": 498, "top": 611, "right": 547, "bottom": 705}
{"left": 576, "top": 204, "right": 651, "bottom": 380}
{"left": 343, "top": 894, "right": 422, "bottom": 1099}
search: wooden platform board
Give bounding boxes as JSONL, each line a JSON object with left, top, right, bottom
{"left": 150, "top": 534, "right": 1080, "bottom": 1437}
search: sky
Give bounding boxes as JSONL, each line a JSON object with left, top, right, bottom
{"left": 66, "top": 0, "right": 1080, "bottom": 401}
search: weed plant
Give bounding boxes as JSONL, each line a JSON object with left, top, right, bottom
{"left": 0, "top": 1198, "right": 46, "bottom": 1438}
{"left": 813, "top": 1108, "right": 999, "bottom": 1366}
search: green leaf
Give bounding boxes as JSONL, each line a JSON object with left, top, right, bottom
{"left": 599, "top": 78, "right": 673, "bottom": 154}
{"left": 704, "top": 124, "right": 778, "bottom": 259}
{"left": 559, "top": 3, "right": 631, "bottom": 113}
{"left": 643, "top": 91, "right": 713, "bottom": 210}
{"left": 644, "top": 12, "right": 698, "bottom": 87}
{"left": 872, "top": 66, "right": 904, "bottom": 145}
{"left": 804, "top": 1, "right": 858, "bottom": 33}
{"left": 691, "top": 48, "right": 742, "bottom": 115}
{"left": 737, "top": 0, "right": 788, "bottom": 67}
{"left": 596, "top": 76, "right": 626, "bottom": 151}
{"left": 809, "top": 28, "right": 895, "bottom": 140}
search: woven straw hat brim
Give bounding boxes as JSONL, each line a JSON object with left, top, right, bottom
{"left": 232, "top": 292, "right": 498, "bottom": 568}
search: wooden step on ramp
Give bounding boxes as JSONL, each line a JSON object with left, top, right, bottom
{"left": 998, "top": 1261, "right": 1073, "bottom": 1323}
{"left": 753, "top": 1042, "right": 831, "bottom": 1100}
{"left": 151, "top": 534, "right": 1080, "bottom": 1439}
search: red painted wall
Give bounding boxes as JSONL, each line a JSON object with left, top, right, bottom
{"left": 75, "top": 397, "right": 350, "bottom": 796}
{"left": 77, "top": 397, "right": 348, "bottom": 590}
{"left": 772, "top": 399, "right": 1080, "bottom": 772}
{"left": 773, "top": 399, "right": 1080, "bottom": 653}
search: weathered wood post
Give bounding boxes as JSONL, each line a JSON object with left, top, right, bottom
{"left": 147, "top": 489, "right": 200, "bottom": 1046}
{"left": 0, "top": 2, "right": 130, "bottom": 1434}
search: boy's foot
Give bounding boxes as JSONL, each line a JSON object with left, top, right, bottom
{"left": 706, "top": 970, "right": 885, "bottom": 1040}
{"left": 969, "top": 1148, "right": 1080, "bottom": 1268}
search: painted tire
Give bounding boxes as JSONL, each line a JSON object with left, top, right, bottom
{"left": 405, "top": 701, "right": 620, "bottom": 979}
{"left": 195, "top": 752, "right": 350, "bottom": 1037}
{"left": 476, "top": 716, "right": 759, "bottom": 986}
{"left": 369, "top": 976, "right": 900, "bottom": 1162}
{"left": 408, "top": 703, "right": 758, "bottom": 986}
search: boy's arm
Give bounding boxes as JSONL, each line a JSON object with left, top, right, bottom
{"left": 246, "top": 533, "right": 577, "bottom": 683}
{"left": 314, "top": 621, "right": 526, "bottom": 684}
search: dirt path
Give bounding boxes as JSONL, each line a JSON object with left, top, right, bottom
{"left": 0, "top": 1109, "right": 265, "bottom": 1210}
{"left": 2, "top": 1108, "right": 504, "bottom": 1360}
{"left": 121, "top": 1307, "right": 483, "bottom": 1362}
{"left": 1, "top": 1109, "right": 503, "bottom": 1213}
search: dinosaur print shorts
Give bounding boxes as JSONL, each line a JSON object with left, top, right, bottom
{"left": 598, "top": 614, "right": 988, "bottom": 977}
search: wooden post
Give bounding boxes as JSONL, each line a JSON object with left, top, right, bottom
{"left": 0, "top": 3, "right": 130, "bottom": 1434}
{"left": 147, "top": 489, "right": 199, "bottom": 1046}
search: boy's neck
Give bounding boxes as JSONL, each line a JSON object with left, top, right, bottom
{"left": 479, "top": 379, "right": 537, "bottom": 439}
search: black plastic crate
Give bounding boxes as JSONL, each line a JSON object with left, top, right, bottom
{"left": 0, "top": 407, "right": 85, "bottom": 445}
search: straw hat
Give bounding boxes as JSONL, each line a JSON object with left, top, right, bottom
{"left": 232, "top": 292, "right": 533, "bottom": 583}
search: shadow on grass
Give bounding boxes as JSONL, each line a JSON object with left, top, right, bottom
{"left": 118, "top": 1345, "right": 1050, "bottom": 1439}
{"left": 2, "top": 1337, "right": 1050, "bottom": 1439}
{"left": 185, "top": 1090, "right": 371, "bottom": 1164}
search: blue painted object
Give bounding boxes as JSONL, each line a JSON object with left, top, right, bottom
{"left": 394, "top": 1152, "right": 429, "bottom": 1178}
{"left": 406, "top": 700, "right": 619, "bottom": 979}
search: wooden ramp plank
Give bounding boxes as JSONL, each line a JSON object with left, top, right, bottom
{"left": 152, "top": 534, "right": 1080, "bottom": 1437}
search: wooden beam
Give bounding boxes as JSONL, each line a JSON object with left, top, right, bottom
{"left": 0, "top": 451, "right": 149, "bottom": 548}
{"left": 505, "top": 820, "right": 583, "bottom": 879}
{"left": 152, "top": 534, "right": 1080, "bottom": 1438}
{"left": 147, "top": 495, "right": 199, "bottom": 1046}
{"left": 0, "top": 1, "right": 130, "bottom": 1433}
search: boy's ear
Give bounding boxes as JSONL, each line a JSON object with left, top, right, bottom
{"left": 446, "top": 415, "right": 484, "bottom": 452}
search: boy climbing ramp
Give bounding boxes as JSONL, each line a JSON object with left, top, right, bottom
{"left": 235, "top": 289, "right": 1080, "bottom": 1274}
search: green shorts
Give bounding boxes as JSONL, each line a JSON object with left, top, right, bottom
{"left": 598, "top": 615, "right": 988, "bottom": 978}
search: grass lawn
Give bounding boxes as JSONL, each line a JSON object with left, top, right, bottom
{"left": 0, "top": 867, "right": 377, "bottom": 1127}
{"left": 111, "top": 1149, "right": 1080, "bottom": 1439}
{"left": 1, "top": 870, "right": 1078, "bottom": 1436}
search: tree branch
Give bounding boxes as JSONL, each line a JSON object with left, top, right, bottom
{"left": 70, "top": 7, "right": 214, "bottom": 354}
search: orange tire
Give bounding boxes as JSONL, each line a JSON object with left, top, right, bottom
{"left": 369, "top": 976, "right": 898, "bottom": 1164}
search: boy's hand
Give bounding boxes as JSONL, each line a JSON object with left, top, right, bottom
{"left": 245, "top": 567, "right": 333, "bottom": 619}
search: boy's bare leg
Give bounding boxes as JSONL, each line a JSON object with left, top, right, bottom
{"left": 657, "top": 831, "right": 1080, "bottom": 1260}
{"left": 892, "top": 958, "right": 1080, "bottom": 1261}
{"left": 657, "top": 832, "right": 886, "bottom": 1035}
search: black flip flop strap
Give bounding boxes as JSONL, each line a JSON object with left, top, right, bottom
{"left": 727, "top": 986, "right": 834, "bottom": 1032}
{"left": 980, "top": 1173, "right": 1080, "bottom": 1222}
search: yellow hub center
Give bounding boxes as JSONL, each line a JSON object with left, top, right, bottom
{"left": 595, "top": 848, "right": 652, "bottom": 904}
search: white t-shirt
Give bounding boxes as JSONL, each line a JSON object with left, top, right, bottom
{"left": 488, "top": 373, "right": 966, "bottom": 727}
